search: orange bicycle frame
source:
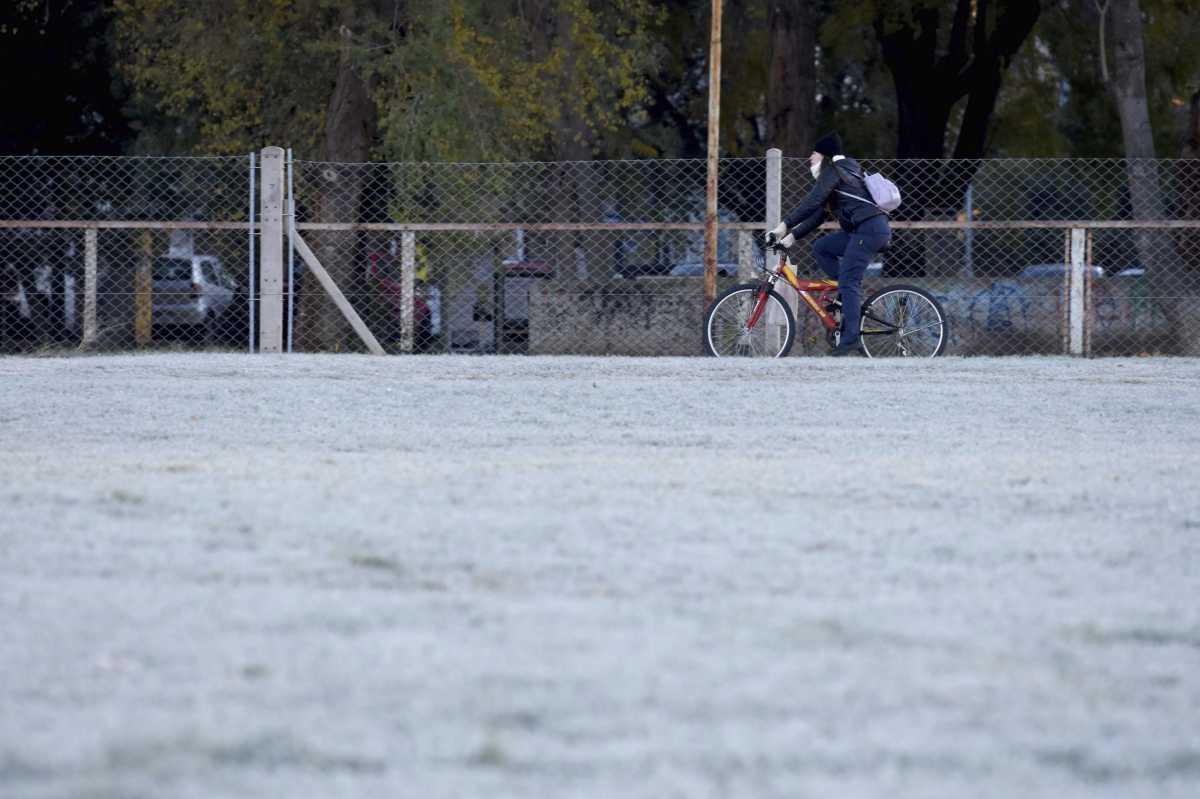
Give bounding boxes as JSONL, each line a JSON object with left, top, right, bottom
{"left": 768, "top": 253, "right": 841, "bottom": 331}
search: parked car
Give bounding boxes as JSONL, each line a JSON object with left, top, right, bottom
{"left": 1019, "top": 263, "right": 1105, "bottom": 279}
{"left": 152, "top": 254, "right": 238, "bottom": 339}
{"left": 667, "top": 262, "right": 741, "bottom": 278}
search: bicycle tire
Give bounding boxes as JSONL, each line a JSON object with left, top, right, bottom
{"left": 704, "top": 283, "right": 796, "bottom": 357}
{"left": 859, "top": 284, "right": 948, "bottom": 358}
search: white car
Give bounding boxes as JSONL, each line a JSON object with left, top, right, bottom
{"left": 667, "top": 262, "right": 741, "bottom": 277}
{"left": 152, "top": 255, "right": 237, "bottom": 331}
{"left": 1019, "top": 263, "right": 1105, "bottom": 279}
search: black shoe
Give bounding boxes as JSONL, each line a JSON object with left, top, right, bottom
{"left": 829, "top": 339, "right": 863, "bottom": 357}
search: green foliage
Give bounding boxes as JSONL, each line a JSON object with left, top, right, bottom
{"left": 108, "top": 0, "right": 1200, "bottom": 161}
{"left": 116, "top": 0, "right": 667, "bottom": 161}
{"left": 997, "top": 0, "right": 1200, "bottom": 158}
{"left": 431, "top": 0, "right": 664, "bottom": 160}
{"left": 114, "top": 0, "right": 339, "bottom": 155}
{"left": 817, "top": 1, "right": 897, "bottom": 156}
{"left": 986, "top": 36, "right": 1073, "bottom": 157}
{"left": 1135, "top": 0, "right": 1200, "bottom": 155}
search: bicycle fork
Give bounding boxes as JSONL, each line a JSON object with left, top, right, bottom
{"left": 746, "top": 285, "right": 773, "bottom": 330}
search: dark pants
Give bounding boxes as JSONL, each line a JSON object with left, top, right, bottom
{"left": 812, "top": 215, "right": 891, "bottom": 344}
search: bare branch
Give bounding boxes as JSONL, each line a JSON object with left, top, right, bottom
{"left": 1095, "top": 0, "right": 1112, "bottom": 84}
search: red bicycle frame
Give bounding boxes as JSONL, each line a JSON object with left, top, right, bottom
{"left": 750, "top": 253, "right": 841, "bottom": 331}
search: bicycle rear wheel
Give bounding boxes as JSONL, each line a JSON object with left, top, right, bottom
{"left": 704, "top": 283, "right": 796, "bottom": 357}
{"left": 859, "top": 285, "right": 948, "bottom": 358}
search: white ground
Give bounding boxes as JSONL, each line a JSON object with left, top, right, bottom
{"left": 1, "top": 353, "right": 1199, "bottom": 799}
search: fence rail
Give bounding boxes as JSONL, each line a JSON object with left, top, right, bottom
{"left": 5, "top": 219, "right": 1200, "bottom": 230}
{"left": 2, "top": 153, "right": 1198, "bottom": 356}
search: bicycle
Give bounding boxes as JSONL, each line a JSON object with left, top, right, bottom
{"left": 703, "top": 241, "right": 949, "bottom": 358}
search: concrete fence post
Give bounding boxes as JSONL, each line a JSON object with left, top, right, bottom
{"left": 134, "top": 230, "right": 153, "bottom": 346}
{"left": 292, "top": 233, "right": 384, "bottom": 355}
{"left": 401, "top": 232, "right": 416, "bottom": 353}
{"left": 259, "top": 146, "right": 285, "bottom": 353}
{"left": 248, "top": 151, "right": 256, "bottom": 353}
{"left": 737, "top": 231, "right": 755, "bottom": 280}
{"left": 1067, "top": 227, "right": 1087, "bottom": 356}
{"left": 764, "top": 148, "right": 795, "bottom": 352}
{"left": 1084, "top": 229, "right": 1094, "bottom": 357}
{"left": 765, "top": 149, "right": 782, "bottom": 229}
{"left": 82, "top": 227, "right": 97, "bottom": 347}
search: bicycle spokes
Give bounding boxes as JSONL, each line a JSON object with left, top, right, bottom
{"left": 704, "top": 284, "right": 795, "bottom": 357}
{"left": 859, "top": 287, "right": 947, "bottom": 358}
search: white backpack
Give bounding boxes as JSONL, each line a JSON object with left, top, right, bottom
{"left": 835, "top": 164, "right": 902, "bottom": 214}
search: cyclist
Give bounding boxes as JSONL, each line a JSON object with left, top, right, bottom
{"left": 766, "top": 132, "right": 891, "bottom": 357}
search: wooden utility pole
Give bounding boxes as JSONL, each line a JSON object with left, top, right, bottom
{"left": 703, "top": 0, "right": 723, "bottom": 307}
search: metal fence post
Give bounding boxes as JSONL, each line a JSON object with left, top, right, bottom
{"left": 1067, "top": 227, "right": 1087, "bottom": 356}
{"left": 259, "top": 146, "right": 285, "bottom": 353}
{"left": 286, "top": 148, "right": 295, "bottom": 353}
{"left": 82, "top": 227, "right": 97, "bottom": 347}
{"left": 248, "top": 152, "right": 256, "bottom": 353}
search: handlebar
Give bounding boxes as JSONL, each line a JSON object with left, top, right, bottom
{"left": 766, "top": 233, "right": 794, "bottom": 253}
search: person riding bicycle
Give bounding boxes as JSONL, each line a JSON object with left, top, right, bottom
{"left": 766, "top": 132, "right": 891, "bottom": 357}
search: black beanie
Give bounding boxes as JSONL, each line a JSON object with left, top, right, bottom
{"left": 813, "top": 132, "right": 843, "bottom": 157}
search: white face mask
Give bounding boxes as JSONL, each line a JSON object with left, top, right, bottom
{"left": 810, "top": 156, "right": 823, "bottom": 180}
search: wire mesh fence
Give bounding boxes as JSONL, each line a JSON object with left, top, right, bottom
{"left": 3, "top": 153, "right": 1198, "bottom": 356}
{"left": 287, "top": 158, "right": 768, "bottom": 355}
{"left": 0, "top": 155, "right": 255, "bottom": 354}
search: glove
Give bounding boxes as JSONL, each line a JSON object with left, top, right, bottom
{"left": 764, "top": 222, "right": 789, "bottom": 247}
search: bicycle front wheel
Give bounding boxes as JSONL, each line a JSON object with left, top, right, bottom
{"left": 859, "top": 285, "right": 948, "bottom": 358}
{"left": 704, "top": 283, "right": 796, "bottom": 357}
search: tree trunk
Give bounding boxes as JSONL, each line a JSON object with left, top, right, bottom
{"left": 1181, "top": 91, "right": 1200, "bottom": 281}
{"left": 1179, "top": 90, "right": 1200, "bottom": 227}
{"left": 877, "top": 0, "right": 1040, "bottom": 276}
{"left": 766, "top": 0, "right": 817, "bottom": 157}
{"left": 1170, "top": 94, "right": 1200, "bottom": 353}
{"left": 553, "top": 7, "right": 597, "bottom": 289}
{"left": 1103, "top": 0, "right": 1195, "bottom": 351}
{"left": 1105, "top": 0, "right": 1163, "bottom": 247}
{"left": 299, "top": 12, "right": 378, "bottom": 351}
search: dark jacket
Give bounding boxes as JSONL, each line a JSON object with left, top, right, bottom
{"left": 783, "top": 157, "right": 887, "bottom": 238}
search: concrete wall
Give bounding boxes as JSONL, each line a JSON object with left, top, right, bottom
{"left": 529, "top": 278, "right": 713, "bottom": 356}
{"left": 530, "top": 275, "right": 1183, "bottom": 356}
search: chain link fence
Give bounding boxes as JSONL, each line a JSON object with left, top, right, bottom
{"left": 782, "top": 157, "right": 1200, "bottom": 356}
{"left": 287, "top": 157, "right": 767, "bottom": 355}
{"left": 0, "top": 155, "right": 255, "bottom": 354}
{"left": 4, "top": 154, "right": 1198, "bottom": 356}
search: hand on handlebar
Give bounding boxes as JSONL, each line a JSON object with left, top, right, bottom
{"left": 764, "top": 222, "right": 793, "bottom": 250}
{"left": 764, "top": 222, "right": 787, "bottom": 246}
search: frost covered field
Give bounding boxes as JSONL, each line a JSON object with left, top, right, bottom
{"left": 2, "top": 353, "right": 1199, "bottom": 798}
